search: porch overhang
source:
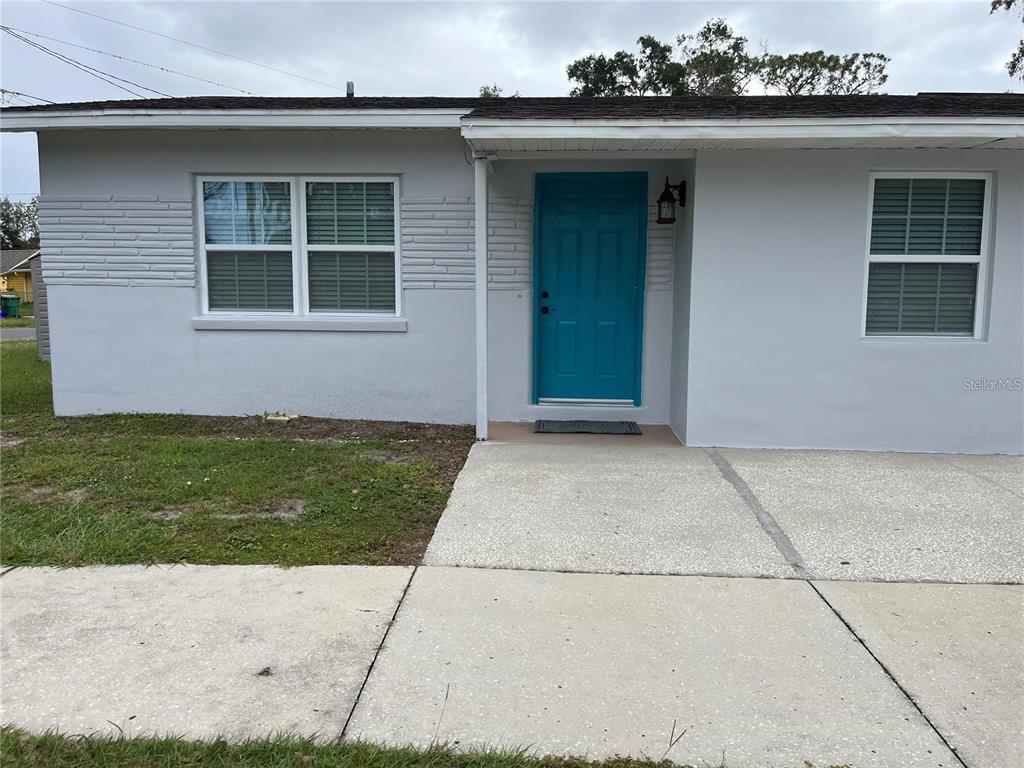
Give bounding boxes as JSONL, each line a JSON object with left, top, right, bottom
{"left": 460, "top": 116, "right": 1024, "bottom": 154}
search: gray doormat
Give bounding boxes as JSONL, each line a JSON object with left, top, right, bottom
{"left": 534, "top": 420, "right": 642, "bottom": 435}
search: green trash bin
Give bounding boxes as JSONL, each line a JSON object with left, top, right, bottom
{"left": 1, "top": 292, "right": 21, "bottom": 319}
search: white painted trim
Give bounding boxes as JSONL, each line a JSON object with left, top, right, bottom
{"left": 474, "top": 157, "right": 489, "bottom": 441}
{"left": 537, "top": 398, "right": 636, "bottom": 407}
{"left": 461, "top": 117, "right": 1024, "bottom": 142}
{"left": 192, "top": 316, "right": 407, "bottom": 332}
{"left": 860, "top": 170, "right": 993, "bottom": 341}
{"left": 0, "top": 109, "right": 468, "bottom": 132}
{"left": 487, "top": 150, "right": 698, "bottom": 160}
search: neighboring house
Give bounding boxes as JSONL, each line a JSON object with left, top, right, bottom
{"left": 0, "top": 248, "right": 38, "bottom": 302}
{"left": 1, "top": 93, "right": 1021, "bottom": 453}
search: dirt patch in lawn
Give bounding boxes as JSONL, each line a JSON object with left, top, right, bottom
{"left": 219, "top": 498, "right": 307, "bottom": 522}
{"left": 18, "top": 486, "right": 90, "bottom": 506}
{"left": 219, "top": 418, "right": 473, "bottom": 486}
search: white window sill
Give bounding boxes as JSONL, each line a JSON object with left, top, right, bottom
{"left": 860, "top": 335, "right": 982, "bottom": 344}
{"left": 192, "top": 316, "right": 407, "bottom": 332}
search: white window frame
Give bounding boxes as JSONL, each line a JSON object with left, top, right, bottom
{"left": 861, "top": 171, "right": 993, "bottom": 341}
{"left": 195, "top": 174, "right": 402, "bottom": 318}
{"left": 298, "top": 175, "right": 402, "bottom": 318}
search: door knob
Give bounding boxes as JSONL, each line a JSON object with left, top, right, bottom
{"left": 540, "top": 306, "right": 550, "bottom": 314}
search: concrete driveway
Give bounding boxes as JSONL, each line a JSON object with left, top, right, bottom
{"left": 425, "top": 442, "right": 1024, "bottom": 583}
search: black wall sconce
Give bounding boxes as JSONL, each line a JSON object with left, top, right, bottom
{"left": 656, "top": 177, "right": 686, "bottom": 224}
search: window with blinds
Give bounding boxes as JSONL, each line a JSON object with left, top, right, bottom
{"left": 202, "top": 180, "right": 294, "bottom": 311}
{"left": 865, "top": 175, "right": 988, "bottom": 337}
{"left": 305, "top": 181, "right": 397, "bottom": 313}
{"left": 199, "top": 177, "right": 401, "bottom": 317}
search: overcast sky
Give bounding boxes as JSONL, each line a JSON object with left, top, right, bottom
{"left": 1, "top": 0, "right": 1020, "bottom": 198}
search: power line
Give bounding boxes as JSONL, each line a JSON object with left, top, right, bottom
{"left": 3, "top": 28, "right": 147, "bottom": 97}
{"left": 42, "top": 0, "right": 347, "bottom": 93}
{"left": 3, "top": 25, "right": 255, "bottom": 95}
{"left": 1, "top": 88, "right": 57, "bottom": 105}
{"left": 2, "top": 28, "right": 169, "bottom": 98}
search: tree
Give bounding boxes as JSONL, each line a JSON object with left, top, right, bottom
{"left": 567, "top": 18, "right": 891, "bottom": 97}
{"left": 567, "top": 36, "right": 681, "bottom": 96}
{"left": 676, "top": 19, "right": 760, "bottom": 96}
{"left": 0, "top": 196, "right": 39, "bottom": 250}
{"left": 760, "top": 51, "right": 889, "bottom": 95}
{"left": 479, "top": 83, "right": 520, "bottom": 98}
{"left": 991, "top": 0, "right": 1024, "bottom": 80}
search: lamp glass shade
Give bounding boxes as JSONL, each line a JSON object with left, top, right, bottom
{"left": 656, "top": 194, "right": 676, "bottom": 224}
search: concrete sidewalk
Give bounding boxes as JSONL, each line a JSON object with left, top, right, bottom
{"left": 0, "top": 564, "right": 411, "bottom": 741}
{"left": 348, "top": 567, "right": 1023, "bottom": 768}
{"left": 3, "top": 564, "right": 1020, "bottom": 767}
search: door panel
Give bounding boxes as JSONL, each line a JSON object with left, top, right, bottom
{"left": 535, "top": 174, "right": 646, "bottom": 402}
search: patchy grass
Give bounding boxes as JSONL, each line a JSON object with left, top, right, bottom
{"left": 1, "top": 315, "right": 35, "bottom": 327}
{"left": 1, "top": 340, "right": 52, "bottom": 415}
{"left": 0, "top": 340, "right": 473, "bottom": 567}
{"left": 0, "top": 728, "right": 788, "bottom": 768}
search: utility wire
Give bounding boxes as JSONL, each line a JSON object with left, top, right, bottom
{"left": 2, "top": 25, "right": 255, "bottom": 95}
{"left": 2, "top": 28, "right": 169, "bottom": 98}
{"left": 42, "top": 0, "right": 347, "bottom": 93}
{"left": 0, "top": 88, "right": 58, "bottom": 105}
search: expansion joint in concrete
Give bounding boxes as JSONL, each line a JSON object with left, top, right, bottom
{"left": 705, "top": 448, "right": 813, "bottom": 579}
{"left": 339, "top": 565, "right": 419, "bottom": 741}
{"left": 807, "top": 580, "right": 970, "bottom": 768}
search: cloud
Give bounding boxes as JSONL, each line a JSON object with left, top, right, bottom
{"left": 1, "top": 0, "right": 1020, "bottom": 195}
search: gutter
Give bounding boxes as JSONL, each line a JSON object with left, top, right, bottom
{"left": 0, "top": 108, "right": 470, "bottom": 132}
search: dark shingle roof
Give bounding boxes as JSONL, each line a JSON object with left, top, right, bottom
{"left": 464, "top": 93, "right": 1024, "bottom": 119}
{"left": 1, "top": 92, "right": 1020, "bottom": 119}
{"left": 1, "top": 249, "right": 39, "bottom": 274}
{"left": 0, "top": 96, "right": 483, "bottom": 113}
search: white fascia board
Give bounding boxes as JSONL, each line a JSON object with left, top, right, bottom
{"left": 0, "top": 109, "right": 468, "bottom": 132}
{"left": 460, "top": 116, "right": 1024, "bottom": 141}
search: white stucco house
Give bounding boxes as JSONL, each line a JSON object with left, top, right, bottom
{"left": 1, "top": 93, "right": 1022, "bottom": 453}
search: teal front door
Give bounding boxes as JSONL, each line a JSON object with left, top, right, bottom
{"left": 534, "top": 173, "right": 647, "bottom": 403}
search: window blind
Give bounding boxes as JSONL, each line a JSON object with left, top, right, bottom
{"left": 866, "top": 262, "right": 977, "bottom": 335}
{"left": 308, "top": 252, "right": 396, "bottom": 312}
{"left": 306, "top": 182, "right": 395, "bottom": 246}
{"left": 870, "top": 178, "right": 985, "bottom": 256}
{"left": 305, "top": 181, "right": 397, "bottom": 312}
{"left": 207, "top": 251, "right": 294, "bottom": 311}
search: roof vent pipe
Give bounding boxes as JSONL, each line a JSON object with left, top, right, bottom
{"left": 346, "top": 81, "right": 355, "bottom": 98}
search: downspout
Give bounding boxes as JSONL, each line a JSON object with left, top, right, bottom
{"left": 474, "top": 155, "right": 490, "bottom": 440}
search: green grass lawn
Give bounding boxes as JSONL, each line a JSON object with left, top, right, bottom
{"left": 0, "top": 729, "right": 745, "bottom": 768}
{"left": 1, "top": 316, "right": 35, "bottom": 328}
{"left": 0, "top": 340, "right": 473, "bottom": 566}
